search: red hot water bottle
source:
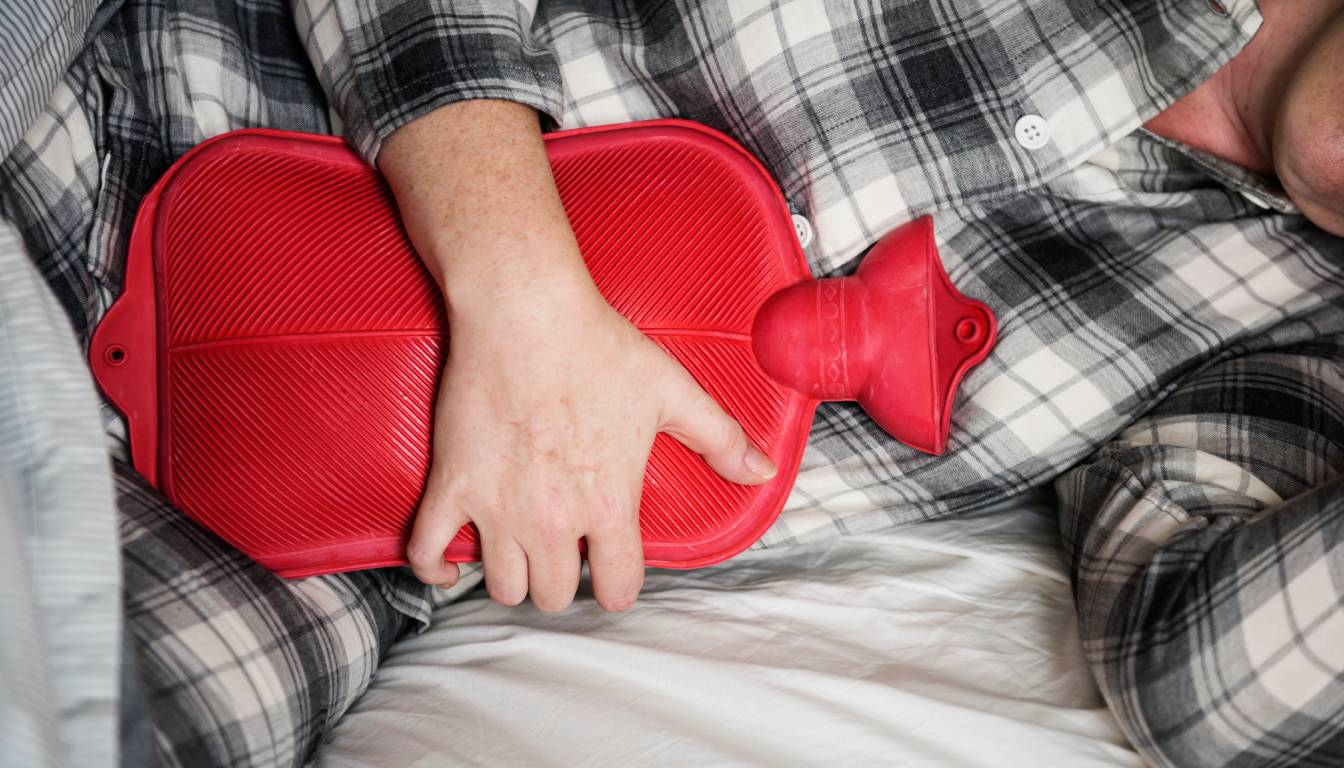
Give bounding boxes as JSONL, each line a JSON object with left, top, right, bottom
{"left": 90, "top": 120, "right": 995, "bottom": 577}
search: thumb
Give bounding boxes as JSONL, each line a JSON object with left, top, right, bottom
{"left": 659, "top": 364, "right": 777, "bottom": 485}
{"left": 407, "top": 473, "right": 470, "bottom": 587}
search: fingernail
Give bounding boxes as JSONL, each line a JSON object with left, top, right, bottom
{"left": 744, "top": 446, "right": 777, "bottom": 480}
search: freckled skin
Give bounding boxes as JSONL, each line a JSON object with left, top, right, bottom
{"left": 1145, "top": 0, "right": 1344, "bottom": 235}
{"left": 379, "top": 100, "right": 778, "bottom": 612}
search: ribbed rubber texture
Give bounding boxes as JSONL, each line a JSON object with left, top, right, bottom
{"left": 107, "top": 123, "right": 813, "bottom": 576}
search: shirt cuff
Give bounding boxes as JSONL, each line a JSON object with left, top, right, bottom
{"left": 297, "top": 0, "right": 565, "bottom": 166}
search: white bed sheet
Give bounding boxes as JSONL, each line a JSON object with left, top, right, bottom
{"left": 315, "top": 492, "right": 1142, "bottom": 767}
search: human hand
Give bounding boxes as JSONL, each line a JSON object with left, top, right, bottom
{"left": 379, "top": 100, "right": 776, "bottom": 611}
{"left": 410, "top": 273, "right": 775, "bottom": 611}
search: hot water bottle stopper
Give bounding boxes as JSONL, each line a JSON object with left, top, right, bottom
{"left": 90, "top": 120, "right": 995, "bottom": 577}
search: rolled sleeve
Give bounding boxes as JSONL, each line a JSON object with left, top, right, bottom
{"left": 293, "top": 0, "right": 563, "bottom": 164}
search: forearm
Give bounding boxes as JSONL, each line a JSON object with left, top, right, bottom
{"left": 378, "top": 100, "right": 593, "bottom": 317}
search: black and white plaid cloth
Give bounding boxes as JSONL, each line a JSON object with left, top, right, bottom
{"left": 3, "top": 0, "right": 1343, "bottom": 765}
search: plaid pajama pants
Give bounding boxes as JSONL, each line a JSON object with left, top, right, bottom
{"left": 3, "top": 0, "right": 1344, "bottom": 765}
{"left": 1060, "top": 344, "right": 1344, "bottom": 766}
{"left": 117, "top": 461, "right": 415, "bottom": 766}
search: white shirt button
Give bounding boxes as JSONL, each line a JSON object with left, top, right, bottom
{"left": 791, "top": 213, "right": 814, "bottom": 249}
{"left": 1014, "top": 114, "right": 1051, "bottom": 150}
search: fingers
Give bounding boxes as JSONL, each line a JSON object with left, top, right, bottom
{"left": 525, "top": 522, "right": 583, "bottom": 612}
{"left": 660, "top": 367, "right": 777, "bottom": 485}
{"left": 586, "top": 514, "right": 645, "bottom": 612}
{"left": 485, "top": 499, "right": 637, "bottom": 613}
{"left": 407, "top": 486, "right": 470, "bottom": 586}
{"left": 480, "top": 529, "right": 530, "bottom": 606}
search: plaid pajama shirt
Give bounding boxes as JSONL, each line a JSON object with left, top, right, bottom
{"left": 3, "top": 0, "right": 1343, "bottom": 765}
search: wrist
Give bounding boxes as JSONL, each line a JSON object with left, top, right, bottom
{"left": 378, "top": 99, "right": 602, "bottom": 317}
{"left": 435, "top": 250, "right": 602, "bottom": 323}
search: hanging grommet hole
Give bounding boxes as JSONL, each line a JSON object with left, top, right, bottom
{"left": 105, "top": 345, "right": 128, "bottom": 366}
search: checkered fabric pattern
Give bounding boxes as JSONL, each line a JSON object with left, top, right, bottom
{"left": 3, "top": 0, "right": 1344, "bottom": 765}
{"left": 117, "top": 461, "right": 412, "bottom": 767}
{"left": 1059, "top": 343, "right": 1344, "bottom": 767}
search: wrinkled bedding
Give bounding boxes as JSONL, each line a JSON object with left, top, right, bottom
{"left": 315, "top": 492, "right": 1141, "bottom": 767}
